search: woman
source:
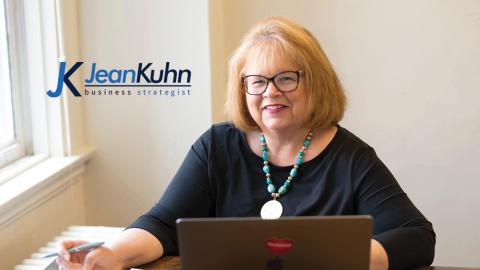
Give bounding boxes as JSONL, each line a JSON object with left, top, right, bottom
{"left": 57, "top": 16, "right": 435, "bottom": 270}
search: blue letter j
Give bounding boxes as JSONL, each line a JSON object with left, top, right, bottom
{"left": 47, "top": 61, "right": 83, "bottom": 97}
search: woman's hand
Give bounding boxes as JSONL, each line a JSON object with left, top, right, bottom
{"left": 56, "top": 240, "right": 124, "bottom": 270}
{"left": 56, "top": 229, "right": 164, "bottom": 269}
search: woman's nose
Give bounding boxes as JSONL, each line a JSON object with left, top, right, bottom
{"left": 263, "top": 81, "right": 282, "bottom": 98}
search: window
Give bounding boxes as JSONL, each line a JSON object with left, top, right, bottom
{"left": 0, "top": 0, "right": 91, "bottom": 231}
{"left": 0, "top": 0, "right": 86, "bottom": 186}
{"left": 0, "top": 0, "right": 27, "bottom": 170}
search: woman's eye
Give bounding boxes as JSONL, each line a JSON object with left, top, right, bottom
{"left": 279, "top": 77, "right": 294, "bottom": 82}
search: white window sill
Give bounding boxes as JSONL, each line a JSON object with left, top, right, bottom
{"left": 0, "top": 148, "right": 95, "bottom": 230}
{"left": 0, "top": 153, "right": 48, "bottom": 185}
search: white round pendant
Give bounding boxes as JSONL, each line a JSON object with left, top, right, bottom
{"left": 260, "top": 200, "right": 283, "bottom": 219}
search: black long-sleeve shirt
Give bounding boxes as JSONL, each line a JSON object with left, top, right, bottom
{"left": 129, "top": 122, "right": 435, "bottom": 270}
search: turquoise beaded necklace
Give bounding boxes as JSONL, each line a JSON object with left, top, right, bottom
{"left": 259, "top": 129, "right": 314, "bottom": 219}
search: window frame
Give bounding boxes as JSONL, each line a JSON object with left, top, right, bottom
{"left": 0, "top": 0, "right": 71, "bottom": 184}
{"left": 0, "top": 0, "right": 29, "bottom": 171}
{"left": 0, "top": 0, "right": 91, "bottom": 233}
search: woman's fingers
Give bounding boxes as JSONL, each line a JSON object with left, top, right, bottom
{"left": 82, "top": 250, "right": 102, "bottom": 270}
{"left": 59, "top": 248, "right": 70, "bottom": 261}
{"left": 58, "top": 240, "right": 89, "bottom": 263}
{"left": 70, "top": 250, "right": 89, "bottom": 263}
{"left": 56, "top": 240, "right": 118, "bottom": 270}
{"left": 56, "top": 256, "right": 83, "bottom": 270}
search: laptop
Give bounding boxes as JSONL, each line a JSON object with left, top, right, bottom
{"left": 176, "top": 215, "right": 373, "bottom": 270}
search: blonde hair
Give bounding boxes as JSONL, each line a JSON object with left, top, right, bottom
{"left": 225, "top": 16, "right": 347, "bottom": 131}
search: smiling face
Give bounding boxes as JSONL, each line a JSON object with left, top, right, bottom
{"left": 243, "top": 44, "right": 310, "bottom": 134}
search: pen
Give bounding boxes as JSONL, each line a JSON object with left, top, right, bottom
{"left": 41, "top": 241, "right": 105, "bottom": 258}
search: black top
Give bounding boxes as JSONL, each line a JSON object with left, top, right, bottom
{"left": 128, "top": 122, "right": 435, "bottom": 270}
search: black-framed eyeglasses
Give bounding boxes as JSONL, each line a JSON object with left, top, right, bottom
{"left": 242, "top": 70, "right": 302, "bottom": 95}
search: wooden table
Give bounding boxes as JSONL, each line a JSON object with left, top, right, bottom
{"left": 139, "top": 256, "right": 181, "bottom": 269}
{"left": 138, "top": 256, "right": 480, "bottom": 270}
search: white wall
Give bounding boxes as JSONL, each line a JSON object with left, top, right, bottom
{"left": 78, "top": 0, "right": 212, "bottom": 226}
{"left": 215, "top": 0, "right": 480, "bottom": 267}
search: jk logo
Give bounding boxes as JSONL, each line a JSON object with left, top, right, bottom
{"left": 47, "top": 61, "right": 83, "bottom": 97}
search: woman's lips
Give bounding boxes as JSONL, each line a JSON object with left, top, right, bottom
{"left": 263, "top": 104, "right": 288, "bottom": 113}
